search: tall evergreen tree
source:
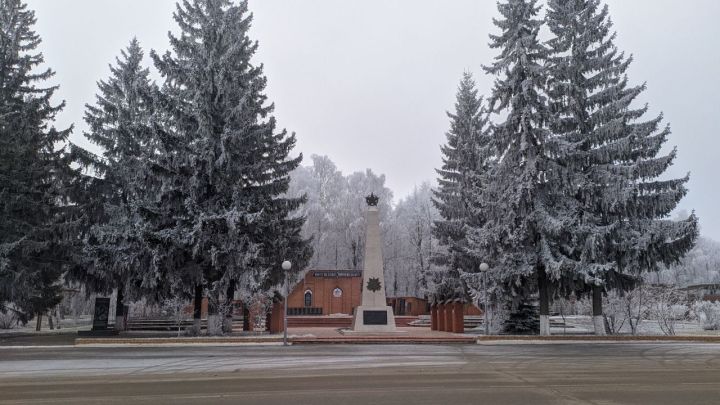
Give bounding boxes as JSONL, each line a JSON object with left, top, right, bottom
{"left": 148, "top": 0, "right": 311, "bottom": 334}
{"left": 464, "top": 0, "right": 572, "bottom": 335}
{"left": 0, "top": 0, "right": 77, "bottom": 323}
{"left": 431, "top": 72, "right": 489, "bottom": 303}
{"left": 545, "top": 0, "right": 698, "bottom": 334}
{"left": 71, "top": 39, "right": 159, "bottom": 329}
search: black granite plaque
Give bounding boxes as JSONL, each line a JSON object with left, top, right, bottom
{"left": 92, "top": 297, "right": 110, "bottom": 331}
{"left": 363, "top": 310, "right": 388, "bottom": 325}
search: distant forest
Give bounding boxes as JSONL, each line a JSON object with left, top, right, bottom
{"left": 655, "top": 236, "right": 720, "bottom": 286}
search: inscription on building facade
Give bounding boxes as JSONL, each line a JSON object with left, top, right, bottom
{"left": 312, "top": 271, "right": 362, "bottom": 278}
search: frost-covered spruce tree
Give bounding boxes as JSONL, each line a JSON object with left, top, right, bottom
{"left": 546, "top": 0, "right": 698, "bottom": 335}
{"left": 431, "top": 72, "right": 490, "bottom": 304}
{"left": 465, "top": 0, "right": 575, "bottom": 335}
{"left": 150, "top": 0, "right": 311, "bottom": 334}
{"left": 73, "top": 39, "right": 159, "bottom": 329}
{"left": 0, "top": 0, "right": 78, "bottom": 323}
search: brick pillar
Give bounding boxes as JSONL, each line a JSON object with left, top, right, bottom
{"left": 435, "top": 304, "right": 444, "bottom": 332}
{"left": 443, "top": 302, "right": 452, "bottom": 332}
{"left": 451, "top": 302, "right": 464, "bottom": 333}
{"left": 269, "top": 300, "right": 285, "bottom": 334}
{"left": 448, "top": 302, "right": 456, "bottom": 333}
{"left": 430, "top": 304, "right": 438, "bottom": 331}
{"left": 438, "top": 304, "right": 447, "bottom": 332}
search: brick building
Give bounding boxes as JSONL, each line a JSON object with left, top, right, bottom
{"left": 287, "top": 269, "right": 480, "bottom": 317}
{"left": 287, "top": 270, "right": 364, "bottom": 315}
{"left": 182, "top": 269, "right": 480, "bottom": 320}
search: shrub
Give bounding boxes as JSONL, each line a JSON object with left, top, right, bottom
{"left": 0, "top": 311, "right": 17, "bottom": 329}
{"left": 694, "top": 301, "right": 720, "bottom": 331}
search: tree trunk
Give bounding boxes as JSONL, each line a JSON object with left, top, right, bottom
{"left": 222, "top": 281, "right": 236, "bottom": 333}
{"left": 115, "top": 288, "right": 126, "bottom": 331}
{"left": 538, "top": 266, "right": 550, "bottom": 336}
{"left": 48, "top": 313, "right": 54, "bottom": 330}
{"left": 206, "top": 290, "right": 222, "bottom": 336}
{"left": 192, "top": 284, "right": 203, "bottom": 335}
{"left": 593, "top": 285, "right": 607, "bottom": 336}
{"left": 242, "top": 304, "right": 250, "bottom": 331}
{"left": 54, "top": 306, "right": 61, "bottom": 330}
{"left": 35, "top": 313, "right": 42, "bottom": 331}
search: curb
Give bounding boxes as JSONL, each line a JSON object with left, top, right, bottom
{"left": 74, "top": 336, "right": 477, "bottom": 346}
{"left": 75, "top": 337, "right": 285, "bottom": 346}
{"left": 291, "top": 337, "right": 477, "bottom": 345}
{"left": 63, "top": 335, "right": 720, "bottom": 347}
{"left": 475, "top": 335, "right": 720, "bottom": 343}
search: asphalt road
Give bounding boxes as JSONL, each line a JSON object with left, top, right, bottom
{"left": 1, "top": 343, "right": 719, "bottom": 404}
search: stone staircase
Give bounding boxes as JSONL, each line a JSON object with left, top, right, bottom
{"left": 409, "top": 315, "right": 483, "bottom": 328}
{"left": 408, "top": 316, "right": 571, "bottom": 329}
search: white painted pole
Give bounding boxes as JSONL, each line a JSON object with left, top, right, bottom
{"left": 480, "top": 263, "right": 490, "bottom": 336}
{"left": 282, "top": 260, "right": 292, "bottom": 346}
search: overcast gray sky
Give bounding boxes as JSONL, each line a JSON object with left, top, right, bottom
{"left": 26, "top": 0, "right": 720, "bottom": 240}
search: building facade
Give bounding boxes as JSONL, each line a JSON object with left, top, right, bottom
{"left": 287, "top": 270, "right": 444, "bottom": 316}
{"left": 286, "top": 269, "right": 488, "bottom": 317}
{"left": 287, "top": 270, "right": 364, "bottom": 315}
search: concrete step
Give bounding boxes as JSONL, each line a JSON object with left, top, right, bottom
{"left": 292, "top": 336, "right": 477, "bottom": 344}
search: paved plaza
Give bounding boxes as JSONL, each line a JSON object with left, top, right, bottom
{"left": 1, "top": 343, "right": 720, "bottom": 404}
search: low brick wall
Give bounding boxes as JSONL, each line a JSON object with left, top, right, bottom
{"left": 287, "top": 315, "right": 419, "bottom": 327}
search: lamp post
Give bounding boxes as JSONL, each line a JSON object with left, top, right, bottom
{"left": 479, "top": 262, "right": 490, "bottom": 336}
{"left": 282, "top": 260, "right": 292, "bottom": 346}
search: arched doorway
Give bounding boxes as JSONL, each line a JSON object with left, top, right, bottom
{"left": 304, "top": 290, "right": 313, "bottom": 308}
{"left": 331, "top": 287, "right": 343, "bottom": 314}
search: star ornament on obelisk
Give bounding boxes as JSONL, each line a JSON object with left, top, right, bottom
{"left": 350, "top": 192, "right": 398, "bottom": 332}
{"left": 365, "top": 192, "right": 379, "bottom": 207}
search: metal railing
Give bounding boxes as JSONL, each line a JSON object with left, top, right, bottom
{"left": 287, "top": 307, "right": 323, "bottom": 316}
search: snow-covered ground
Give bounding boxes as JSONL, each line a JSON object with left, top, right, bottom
{"left": 551, "top": 315, "right": 720, "bottom": 336}
{"left": 5, "top": 314, "right": 720, "bottom": 337}
{"left": 0, "top": 316, "right": 92, "bottom": 335}
{"left": 462, "top": 315, "right": 720, "bottom": 336}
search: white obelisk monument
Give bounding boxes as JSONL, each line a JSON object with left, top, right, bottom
{"left": 351, "top": 193, "right": 397, "bottom": 332}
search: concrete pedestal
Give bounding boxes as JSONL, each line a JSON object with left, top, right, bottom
{"left": 350, "top": 306, "right": 397, "bottom": 333}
